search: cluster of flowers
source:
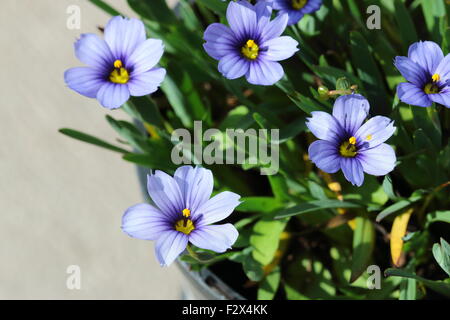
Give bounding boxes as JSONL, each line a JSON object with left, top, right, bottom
{"left": 64, "top": 0, "right": 450, "bottom": 265}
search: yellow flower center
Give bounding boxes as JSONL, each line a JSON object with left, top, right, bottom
{"left": 339, "top": 137, "right": 358, "bottom": 158}
{"left": 109, "top": 59, "right": 129, "bottom": 84}
{"left": 292, "top": 0, "right": 308, "bottom": 10}
{"left": 175, "top": 219, "right": 195, "bottom": 235}
{"left": 241, "top": 40, "right": 259, "bottom": 60}
{"left": 424, "top": 83, "right": 439, "bottom": 94}
{"left": 432, "top": 73, "right": 440, "bottom": 82}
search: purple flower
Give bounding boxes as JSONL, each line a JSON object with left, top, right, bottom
{"left": 394, "top": 41, "right": 450, "bottom": 108}
{"left": 64, "top": 16, "right": 166, "bottom": 109}
{"left": 272, "top": 0, "right": 322, "bottom": 26}
{"left": 306, "top": 94, "right": 396, "bottom": 187}
{"left": 203, "top": 0, "right": 299, "bottom": 85}
{"left": 122, "top": 166, "right": 241, "bottom": 266}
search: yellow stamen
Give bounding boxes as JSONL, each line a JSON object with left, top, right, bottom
{"left": 182, "top": 208, "right": 191, "bottom": 218}
{"left": 109, "top": 67, "right": 129, "bottom": 84}
{"left": 339, "top": 140, "right": 357, "bottom": 158}
{"left": 114, "top": 59, "right": 123, "bottom": 69}
{"left": 241, "top": 39, "right": 259, "bottom": 60}
{"left": 292, "top": 0, "right": 308, "bottom": 10}
{"left": 432, "top": 73, "right": 440, "bottom": 82}
{"left": 175, "top": 219, "right": 195, "bottom": 235}
{"left": 366, "top": 134, "right": 372, "bottom": 141}
{"left": 349, "top": 136, "right": 357, "bottom": 145}
{"left": 424, "top": 83, "right": 439, "bottom": 94}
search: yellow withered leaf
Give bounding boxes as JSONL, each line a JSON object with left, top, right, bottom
{"left": 390, "top": 208, "right": 413, "bottom": 267}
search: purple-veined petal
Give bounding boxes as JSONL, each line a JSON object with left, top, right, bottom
{"left": 434, "top": 54, "right": 450, "bottom": 82}
{"left": 397, "top": 82, "right": 432, "bottom": 107}
{"left": 260, "top": 13, "right": 289, "bottom": 42}
{"left": 308, "top": 140, "right": 341, "bottom": 173}
{"left": 189, "top": 224, "right": 238, "bottom": 253}
{"left": 147, "top": 171, "right": 184, "bottom": 219}
{"left": 332, "top": 94, "right": 370, "bottom": 135}
{"left": 74, "top": 33, "right": 114, "bottom": 70}
{"left": 128, "top": 67, "right": 166, "bottom": 96}
{"left": 218, "top": 54, "right": 250, "bottom": 79}
{"left": 122, "top": 203, "right": 171, "bottom": 240}
{"left": 195, "top": 191, "right": 241, "bottom": 226}
{"left": 154, "top": 230, "right": 188, "bottom": 266}
{"left": 64, "top": 67, "right": 105, "bottom": 98}
{"left": 254, "top": 0, "right": 273, "bottom": 32}
{"left": 306, "top": 111, "right": 343, "bottom": 143}
{"left": 173, "top": 166, "right": 214, "bottom": 216}
{"left": 127, "top": 39, "right": 164, "bottom": 75}
{"left": 408, "top": 41, "right": 444, "bottom": 75}
{"left": 203, "top": 23, "right": 237, "bottom": 60}
{"left": 104, "top": 16, "right": 146, "bottom": 60}
{"left": 261, "top": 36, "right": 299, "bottom": 61}
{"left": 226, "top": 1, "right": 258, "bottom": 40}
{"left": 246, "top": 59, "right": 284, "bottom": 85}
{"left": 96, "top": 82, "right": 130, "bottom": 109}
{"left": 355, "top": 116, "right": 396, "bottom": 149}
{"left": 340, "top": 157, "right": 364, "bottom": 187}
{"left": 302, "top": 0, "right": 323, "bottom": 14}
{"left": 358, "top": 143, "right": 396, "bottom": 176}
{"left": 429, "top": 89, "right": 450, "bottom": 108}
{"left": 394, "top": 56, "right": 427, "bottom": 86}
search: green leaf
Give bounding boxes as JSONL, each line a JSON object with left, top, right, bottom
{"left": 399, "top": 278, "right": 417, "bottom": 300}
{"left": 124, "top": 96, "right": 164, "bottom": 128}
{"left": 376, "top": 199, "right": 413, "bottom": 222}
{"left": 127, "top": 0, "right": 177, "bottom": 25}
{"left": 122, "top": 152, "right": 176, "bottom": 171}
{"left": 237, "top": 197, "right": 283, "bottom": 213}
{"left": 59, "top": 128, "right": 129, "bottom": 154}
{"left": 394, "top": 0, "right": 418, "bottom": 50}
{"left": 382, "top": 175, "right": 397, "bottom": 201}
{"left": 243, "top": 252, "right": 264, "bottom": 282}
{"left": 88, "top": 0, "right": 123, "bottom": 16}
{"left": 421, "top": 0, "right": 446, "bottom": 43}
{"left": 432, "top": 238, "right": 450, "bottom": 277}
{"left": 195, "top": 0, "right": 227, "bottom": 17}
{"left": 385, "top": 268, "right": 450, "bottom": 298}
{"left": 257, "top": 267, "right": 281, "bottom": 300}
{"left": 350, "top": 216, "right": 375, "bottom": 283}
{"left": 274, "top": 200, "right": 361, "bottom": 219}
{"left": 426, "top": 211, "right": 450, "bottom": 226}
{"left": 250, "top": 217, "right": 289, "bottom": 266}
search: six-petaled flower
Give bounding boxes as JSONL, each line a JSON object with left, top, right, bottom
{"left": 64, "top": 16, "right": 166, "bottom": 109}
{"left": 306, "top": 94, "right": 397, "bottom": 187}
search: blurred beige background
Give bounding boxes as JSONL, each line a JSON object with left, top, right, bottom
{"left": 0, "top": 0, "right": 185, "bottom": 299}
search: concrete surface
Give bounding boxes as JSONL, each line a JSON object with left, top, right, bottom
{"left": 0, "top": 0, "right": 185, "bottom": 299}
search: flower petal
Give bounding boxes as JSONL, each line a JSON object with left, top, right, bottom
{"left": 128, "top": 67, "right": 166, "bottom": 96}
{"left": 434, "top": 54, "right": 450, "bottom": 82}
{"left": 173, "top": 166, "right": 214, "bottom": 215}
{"left": 358, "top": 143, "right": 396, "bottom": 176}
{"left": 397, "top": 82, "right": 432, "bottom": 107}
{"left": 218, "top": 54, "right": 250, "bottom": 80}
{"left": 147, "top": 171, "right": 184, "bottom": 219}
{"left": 340, "top": 157, "right": 364, "bottom": 187}
{"left": 226, "top": 1, "right": 258, "bottom": 40}
{"left": 355, "top": 116, "right": 396, "bottom": 149}
{"left": 429, "top": 89, "right": 450, "bottom": 108}
{"left": 408, "top": 41, "right": 443, "bottom": 75}
{"left": 195, "top": 191, "right": 241, "bottom": 226}
{"left": 308, "top": 140, "right": 340, "bottom": 173}
{"left": 189, "top": 224, "right": 238, "bottom": 253}
{"left": 394, "top": 56, "right": 427, "bottom": 86}
{"left": 246, "top": 59, "right": 284, "bottom": 85}
{"left": 203, "top": 23, "right": 236, "bottom": 60}
{"left": 64, "top": 67, "right": 105, "bottom": 98}
{"left": 96, "top": 82, "right": 130, "bottom": 109}
{"left": 127, "top": 39, "right": 164, "bottom": 75}
{"left": 104, "top": 16, "right": 146, "bottom": 59}
{"left": 154, "top": 230, "right": 188, "bottom": 266}
{"left": 122, "top": 203, "right": 171, "bottom": 240}
{"left": 74, "top": 33, "right": 114, "bottom": 70}
{"left": 261, "top": 36, "right": 299, "bottom": 61}
{"left": 260, "top": 13, "right": 289, "bottom": 42}
{"left": 332, "top": 94, "right": 370, "bottom": 135}
{"left": 306, "top": 111, "right": 344, "bottom": 143}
